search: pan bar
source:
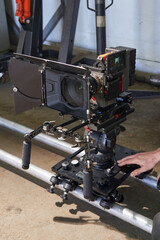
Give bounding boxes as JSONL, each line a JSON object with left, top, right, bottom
{"left": 0, "top": 149, "right": 153, "bottom": 234}
{"left": 0, "top": 117, "right": 158, "bottom": 190}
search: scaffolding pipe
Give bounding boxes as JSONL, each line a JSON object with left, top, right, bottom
{"left": 0, "top": 149, "right": 153, "bottom": 234}
{"left": 0, "top": 116, "right": 158, "bottom": 191}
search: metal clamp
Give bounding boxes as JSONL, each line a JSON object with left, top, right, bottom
{"left": 87, "top": 0, "right": 113, "bottom": 12}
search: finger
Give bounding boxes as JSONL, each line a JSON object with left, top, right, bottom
{"left": 130, "top": 167, "right": 145, "bottom": 177}
{"left": 117, "top": 154, "right": 139, "bottom": 163}
{"left": 118, "top": 158, "right": 139, "bottom": 167}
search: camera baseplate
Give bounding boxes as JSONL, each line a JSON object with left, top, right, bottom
{"left": 51, "top": 144, "right": 151, "bottom": 207}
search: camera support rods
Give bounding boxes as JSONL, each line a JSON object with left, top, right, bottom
{"left": 0, "top": 149, "right": 153, "bottom": 234}
{"left": 0, "top": 117, "right": 84, "bottom": 157}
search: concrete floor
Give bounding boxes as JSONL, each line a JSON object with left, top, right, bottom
{"left": 0, "top": 81, "right": 160, "bottom": 240}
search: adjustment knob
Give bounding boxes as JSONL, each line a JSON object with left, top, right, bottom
{"left": 62, "top": 161, "right": 70, "bottom": 170}
{"left": 71, "top": 159, "right": 79, "bottom": 166}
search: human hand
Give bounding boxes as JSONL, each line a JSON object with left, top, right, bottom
{"left": 117, "top": 148, "right": 160, "bottom": 177}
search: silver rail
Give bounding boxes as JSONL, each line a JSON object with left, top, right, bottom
{"left": 0, "top": 116, "right": 158, "bottom": 190}
{"left": 0, "top": 149, "right": 153, "bottom": 234}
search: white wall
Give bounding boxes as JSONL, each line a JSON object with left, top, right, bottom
{"left": 105, "top": 0, "right": 160, "bottom": 74}
{"left": 43, "top": 0, "right": 160, "bottom": 74}
{"left": 43, "top": 0, "right": 97, "bottom": 51}
{"left": 10, "top": 0, "right": 160, "bottom": 74}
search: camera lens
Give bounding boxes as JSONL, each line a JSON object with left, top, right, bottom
{"left": 61, "top": 76, "right": 84, "bottom": 107}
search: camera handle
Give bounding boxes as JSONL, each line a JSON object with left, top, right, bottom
{"left": 22, "top": 121, "right": 54, "bottom": 169}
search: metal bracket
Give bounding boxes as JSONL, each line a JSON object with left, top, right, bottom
{"left": 87, "top": 0, "right": 113, "bottom": 12}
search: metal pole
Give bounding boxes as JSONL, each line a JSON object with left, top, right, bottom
{"left": 0, "top": 149, "right": 153, "bottom": 234}
{"left": 0, "top": 117, "right": 158, "bottom": 190}
{"left": 95, "top": 0, "right": 106, "bottom": 55}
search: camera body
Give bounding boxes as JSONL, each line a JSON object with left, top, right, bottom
{"left": 88, "top": 46, "right": 136, "bottom": 108}
{"left": 45, "top": 46, "right": 136, "bottom": 119}
{"left": 9, "top": 46, "right": 136, "bottom": 120}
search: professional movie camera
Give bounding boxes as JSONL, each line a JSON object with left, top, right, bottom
{"left": 9, "top": 47, "right": 150, "bottom": 208}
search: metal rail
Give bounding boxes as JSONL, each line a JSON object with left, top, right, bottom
{"left": 0, "top": 149, "right": 153, "bottom": 234}
{"left": 0, "top": 117, "right": 158, "bottom": 190}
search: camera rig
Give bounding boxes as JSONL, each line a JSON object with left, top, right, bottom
{"left": 9, "top": 47, "right": 151, "bottom": 208}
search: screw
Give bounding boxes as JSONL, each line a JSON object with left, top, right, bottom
{"left": 26, "top": 19, "right": 30, "bottom": 24}
{"left": 13, "top": 87, "right": 18, "bottom": 93}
